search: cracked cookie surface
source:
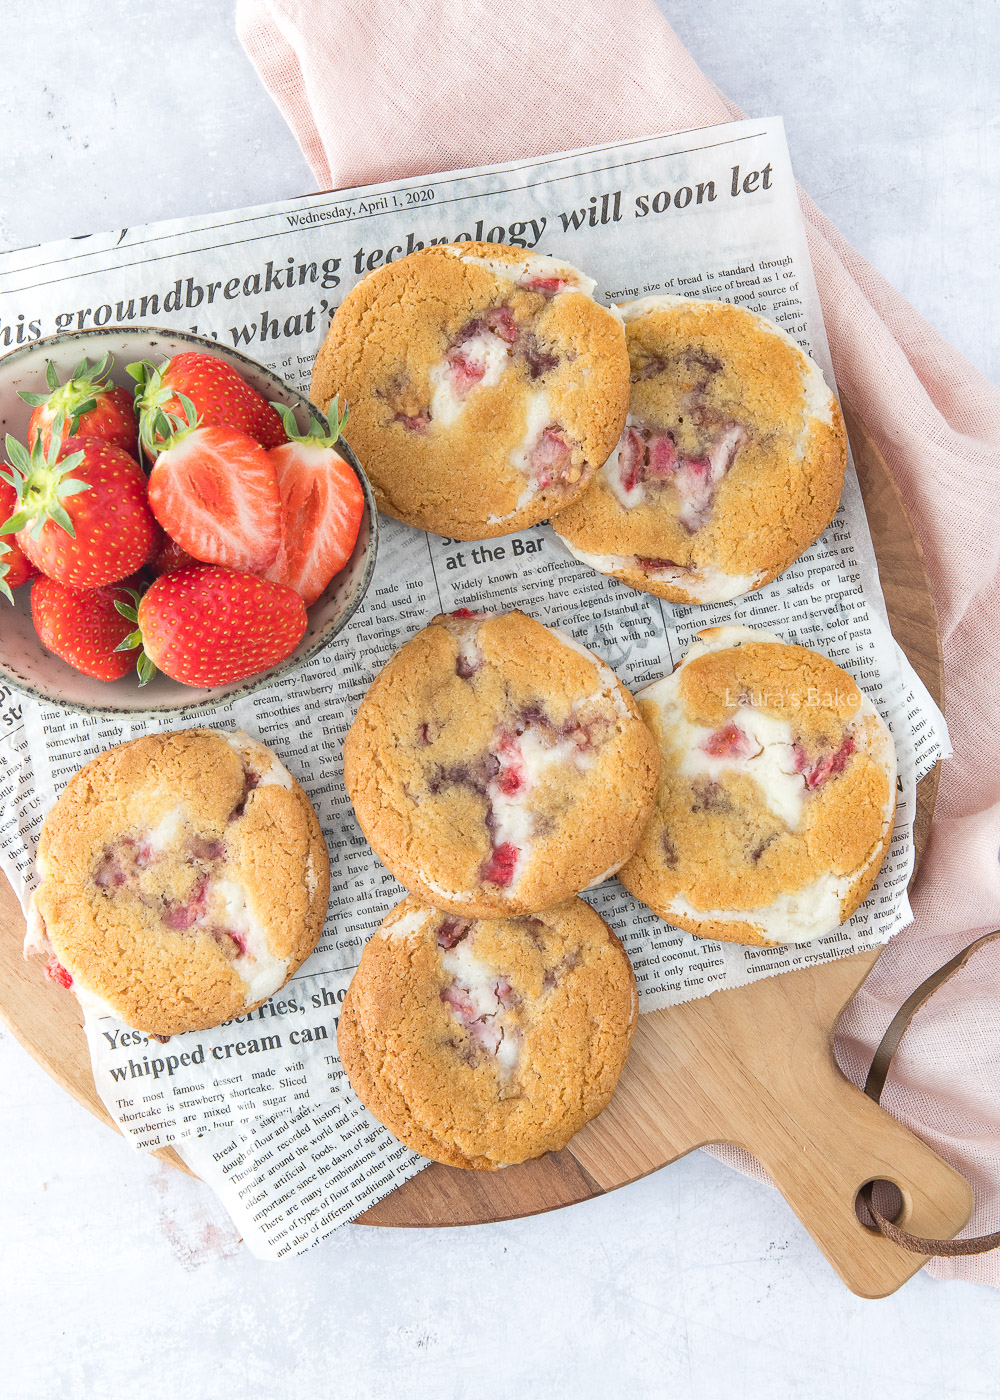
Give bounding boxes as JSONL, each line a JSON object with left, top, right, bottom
{"left": 30, "top": 728, "right": 330, "bottom": 1035}
{"left": 619, "top": 625, "right": 896, "bottom": 946}
{"left": 343, "top": 608, "right": 660, "bottom": 915}
{"left": 553, "top": 295, "right": 847, "bottom": 603}
{"left": 310, "top": 243, "right": 629, "bottom": 539}
{"left": 338, "top": 895, "right": 637, "bottom": 1169}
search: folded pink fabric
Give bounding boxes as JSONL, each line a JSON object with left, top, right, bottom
{"left": 237, "top": 0, "right": 1000, "bottom": 1283}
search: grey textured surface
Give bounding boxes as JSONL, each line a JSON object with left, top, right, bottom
{"left": 1, "top": 3, "right": 998, "bottom": 1397}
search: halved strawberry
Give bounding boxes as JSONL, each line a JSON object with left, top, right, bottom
{"left": 32, "top": 575, "right": 142, "bottom": 681}
{"left": 116, "top": 565, "right": 307, "bottom": 687}
{"left": 128, "top": 353, "right": 287, "bottom": 454}
{"left": 19, "top": 354, "right": 138, "bottom": 458}
{"left": 2, "top": 418, "right": 158, "bottom": 589}
{"left": 263, "top": 401, "right": 364, "bottom": 606}
{"left": 0, "top": 478, "right": 35, "bottom": 601}
{"left": 143, "top": 399, "right": 281, "bottom": 573}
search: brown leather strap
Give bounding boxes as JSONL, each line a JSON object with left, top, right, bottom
{"left": 860, "top": 929, "right": 1000, "bottom": 1256}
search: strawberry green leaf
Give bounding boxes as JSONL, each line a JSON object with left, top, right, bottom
{"left": 0, "top": 542, "right": 13, "bottom": 604}
{"left": 5, "top": 436, "right": 32, "bottom": 476}
{"left": 270, "top": 397, "right": 349, "bottom": 449}
{"left": 45, "top": 359, "right": 60, "bottom": 392}
{"left": 136, "top": 652, "right": 157, "bottom": 686}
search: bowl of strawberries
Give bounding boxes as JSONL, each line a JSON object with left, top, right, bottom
{"left": 0, "top": 327, "right": 377, "bottom": 715}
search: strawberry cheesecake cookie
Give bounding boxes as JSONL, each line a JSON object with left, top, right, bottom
{"left": 338, "top": 895, "right": 637, "bottom": 1169}
{"left": 553, "top": 296, "right": 847, "bottom": 604}
{"left": 310, "top": 243, "right": 629, "bottom": 539}
{"left": 343, "top": 608, "right": 660, "bottom": 915}
{"left": 27, "top": 729, "right": 329, "bottom": 1035}
{"left": 620, "top": 625, "right": 896, "bottom": 946}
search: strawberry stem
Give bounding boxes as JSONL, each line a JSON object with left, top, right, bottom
{"left": 270, "top": 398, "right": 349, "bottom": 449}
{"left": 17, "top": 353, "right": 117, "bottom": 436}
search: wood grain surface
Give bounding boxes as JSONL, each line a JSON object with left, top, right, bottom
{"left": 0, "top": 407, "right": 966, "bottom": 1297}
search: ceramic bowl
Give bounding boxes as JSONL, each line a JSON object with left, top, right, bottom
{"left": 0, "top": 327, "right": 377, "bottom": 717}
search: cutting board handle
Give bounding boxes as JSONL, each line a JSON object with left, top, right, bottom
{"left": 741, "top": 1048, "right": 973, "bottom": 1298}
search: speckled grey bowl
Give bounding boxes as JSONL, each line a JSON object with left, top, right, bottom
{"left": 0, "top": 326, "right": 377, "bottom": 718}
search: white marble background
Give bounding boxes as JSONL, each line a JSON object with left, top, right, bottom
{"left": 1, "top": 3, "right": 998, "bottom": 1397}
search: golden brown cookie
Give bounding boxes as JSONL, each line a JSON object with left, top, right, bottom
{"left": 310, "top": 243, "right": 629, "bottom": 539}
{"left": 338, "top": 896, "right": 637, "bottom": 1169}
{"left": 343, "top": 608, "right": 660, "bottom": 916}
{"left": 553, "top": 295, "right": 847, "bottom": 603}
{"left": 28, "top": 729, "right": 330, "bottom": 1035}
{"left": 619, "top": 625, "right": 896, "bottom": 946}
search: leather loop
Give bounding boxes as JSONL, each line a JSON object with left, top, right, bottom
{"left": 861, "top": 929, "right": 1000, "bottom": 1256}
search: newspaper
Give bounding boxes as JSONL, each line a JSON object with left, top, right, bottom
{"left": 0, "top": 117, "right": 949, "bottom": 1258}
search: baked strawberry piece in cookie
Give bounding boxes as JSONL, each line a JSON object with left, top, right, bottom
{"left": 27, "top": 729, "right": 329, "bottom": 1035}
{"left": 553, "top": 296, "right": 847, "bottom": 604}
{"left": 619, "top": 625, "right": 896, "bottom": 946}
{"left": 343, "top": 608, "right": 660, "bottom": 915}
{"left": 310, "top": 244, "right": 629, "bottom": 540}
{"left": 338, "top": 896, "right": 636, "bottom": 1169}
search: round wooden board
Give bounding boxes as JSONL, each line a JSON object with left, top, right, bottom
{"left": 0, "top": 406, "right": 963, "bottom": 1297}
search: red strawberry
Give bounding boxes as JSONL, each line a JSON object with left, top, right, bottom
{"left": 2, "top": 419, "right": 158, "bottom": 589}
{"left": 263, "top": 401, "right": 364, "bottom": 606}
{"left": 119, "top": 566, "right": 307, "bottom": 687}
{"left": 128, "top": 353, "right": 287, "bottom": 454}
{"left": 19, "top": 354, "right": 138, "bottom": 458}
{"left": 31, "top": 575, "right": 142, "bottom": 681}
{"left": 0, "top": 478, "right": 35, "bottom": 601}
{"left": 149, "top": 534, "right": 199, "bottom": 576}
{"left": 143, "top": 401, "right": 281, "bottom": 573}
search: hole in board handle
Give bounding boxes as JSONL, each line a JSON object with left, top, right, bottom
{"left": 855, "top": 1178, "right": 905, "bottom": 1231}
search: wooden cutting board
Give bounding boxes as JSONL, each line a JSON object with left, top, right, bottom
{"left": 0, "top": 406, "right": 970, "bottom": 1298}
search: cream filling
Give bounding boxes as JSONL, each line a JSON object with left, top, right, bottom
{"left": 210, "top": 878, "right": 291, "bottom": 1007}
{"left": 558, "top": 536, "right": 764, "bottom": 604}
{"left": 602, "top": 416, "right": 646, "bottom": 511}
{"left": 448, "top": 247, "right": 597, "bottom": 299}
{"left": 146, "top": 806, "right": 187, "bottom": 853}
{"left": 505, "top": 389, "right": 552, "bottom": 490}
{"left": 450, "top": 616, "right": 484, "bottom": 674}
{"left": 584, "top": 857, "right": 628, "bottom": 890}
{"left": 226, "top": 730, "right": 294, "bottom": 789}
{"left": 23, "top": 891, "right": 48, "bottom": 959}
{"left": 428, "top": 330, "right": 512, "bottom": 428}
{"left": 642, "top": 624, "right": 898, "bottom": 944}
{"left": 486, "top": 728, "right": 583, "bottom": 892}
{"left": 664, "top": 873, "right": 853, "bottom": 946}
{"left": 419, "top": 874, "right": 477, "bottom": 906}
{"left": 440, "top": 939, "right": 520, "bottom": 1075}
{"left": 381, "top": 905, "right": 434, "bottom": 941}
{"left": 678, "top": 706, "right": 805, "bottom": 828}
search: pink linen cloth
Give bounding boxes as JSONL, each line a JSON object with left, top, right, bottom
{"left": 236, "top": 0, "right": 1000, "bottom": 1283}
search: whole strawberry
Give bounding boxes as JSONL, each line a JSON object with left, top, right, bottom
{"left": 19, "top": 354, "right": 138, "bottom": 458}
{"left": 117, "top": 566, "right": 307, "bottom": 687}
{"left": 0, "top": 478, "right": 35, "bottom": 601}
{"left": 32, "top": 575, "right": 141, "bottom": 681}
{"left": 128, "top": 353, "right": 287, "bottom": 454}
{"left": 2, "top": 417, "right": 159, "bottom": 589}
